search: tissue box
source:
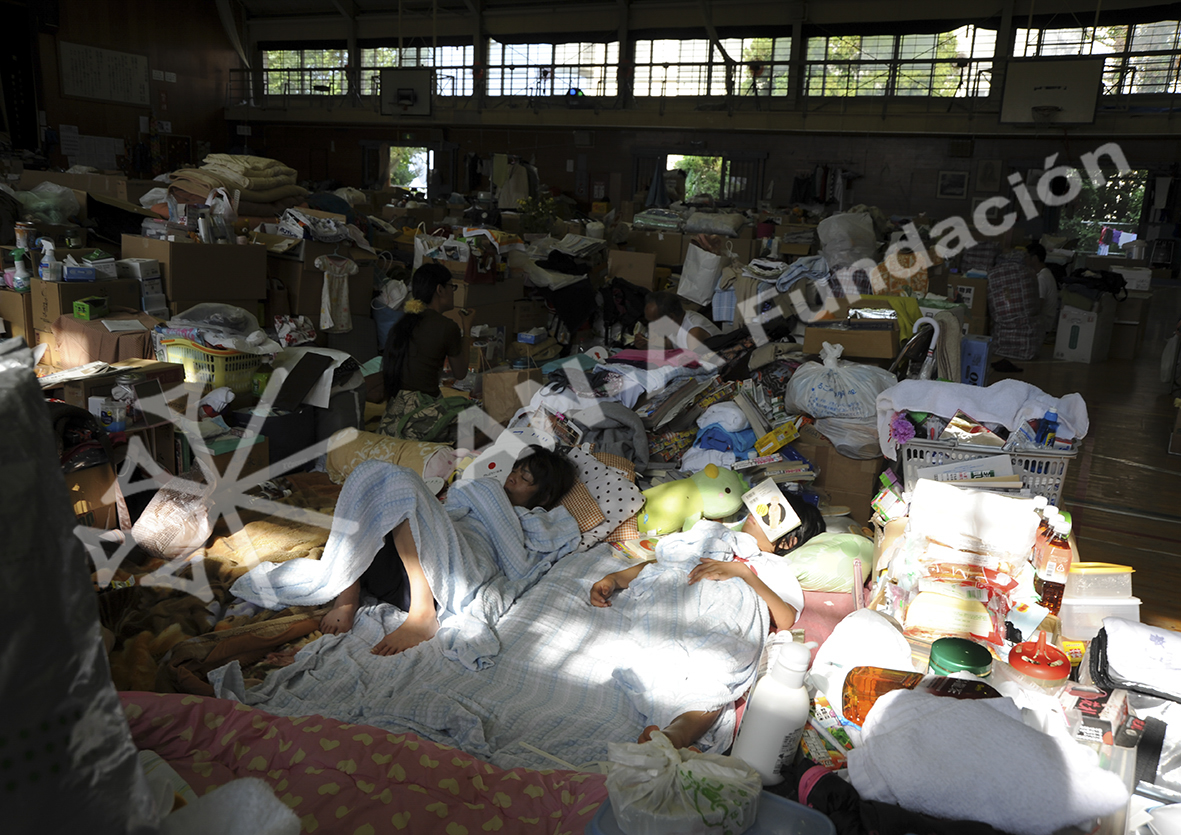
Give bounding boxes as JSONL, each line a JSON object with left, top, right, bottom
{"left": 87, "top": 258, "right": 118, "bottom": 279}
{"left": 517, "top": 329, "right": 546, "bottom": 344}
{"left": 62, "top": 263, "right": 97, "bottom": 282}
{"left": 73, "top": 296, "right": 109, "bottom": 320}
{"left": 116, "top": 258, "right": 161, "bottom": 279}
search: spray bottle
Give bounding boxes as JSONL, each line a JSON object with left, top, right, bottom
{"left": 11, "top": 248, "right": 32, "bottom": 293}
{"left": 36, "top": 237, "right": 61, "bottom": 281}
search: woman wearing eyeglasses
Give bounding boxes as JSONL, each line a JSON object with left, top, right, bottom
{"left": 379, "top": 262, "right": 469, "bottom": 439}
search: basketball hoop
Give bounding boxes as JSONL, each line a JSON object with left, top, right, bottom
{"left": 1030, "top": 104, "right": 1063, "bottom": 125}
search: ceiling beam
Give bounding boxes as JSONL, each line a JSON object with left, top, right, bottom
{"left": 331, "top": 0, "right": 360, "bottom": 19}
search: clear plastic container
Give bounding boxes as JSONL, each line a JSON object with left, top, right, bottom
{"left": 1063, "top": 563, "right": 1134, "bottom": 599}
{"left": 1058, "top": 595, "right": 1142, "bottom": 641}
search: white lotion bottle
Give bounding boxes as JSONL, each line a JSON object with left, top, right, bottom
{"left": 730, "top": 640, "right": 812, "bottom": 786}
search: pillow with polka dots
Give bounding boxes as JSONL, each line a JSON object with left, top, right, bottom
{"left": 566, "top": 447, "right": 646, "bottom": 548}
{"left": 559, "top": 480, "right": 608, "bottom": 533}
{"left": 591, "top": 452, "right": 635, "bottom": 482}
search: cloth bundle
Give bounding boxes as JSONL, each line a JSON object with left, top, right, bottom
{"left": 168, "top": 154, "right": 308, "bottom": 218}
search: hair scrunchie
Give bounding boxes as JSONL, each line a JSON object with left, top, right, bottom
{"left": 404, "top": 299, "right": 427, "bottom": 314}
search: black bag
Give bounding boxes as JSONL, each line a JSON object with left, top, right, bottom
{"left": 1090, "top": 622, "right": 1181, "bottom": 703}
{"left": 601, "top": 277, "right": 649, "bottom": 333}
{"left": 1065, "top": 268, "right": 1128, "bottom": 302}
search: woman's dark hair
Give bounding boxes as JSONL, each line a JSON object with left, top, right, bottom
{"left": 645, "top": 290, "right": 684, "bottom": 321}
{"left": 513, "top": 444, "right": 578, "bottom": 510}
{"left": 1027, "top": 242, "right": 1047, "bottom": 263}
{"left": 784, "top": 492, "right": 826, "bottom": 548}
{"left": 383, "top": 262, "right": 453, "bottom": 395}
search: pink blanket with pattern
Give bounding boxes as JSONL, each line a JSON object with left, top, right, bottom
{"left": 122, "top": 692, "right": 608, "bottom": 834}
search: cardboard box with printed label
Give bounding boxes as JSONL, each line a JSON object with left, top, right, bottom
{"left": 0, "top": 288, "right": 34, "bottom": 343}
{"left": 1055, "top": 299, "right": 1116, "bottom": 363}
{"left": 626, "top": 230, "right": 683, "bottom": 266}
{"left": 121, "top": 234, "right": 267, "bottom": 303}
{"left": 947, "top": 275, "right": 989, "bottom": 315}
{"left": 32, "top": 277, "right": 142, "bottom": 330}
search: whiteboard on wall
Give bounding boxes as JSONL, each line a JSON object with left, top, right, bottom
{"left": 1000, "top": 58, "right": 1104, "bottom": 124}
{"left": 59, "top": 41, "right": 150, "bottom": 106}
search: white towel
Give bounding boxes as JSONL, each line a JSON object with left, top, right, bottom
{"left": 847, "top": 689, "right": 1128, "bottom": 835}
{"left": 875, "top": 378, "right": 1090, "bottom": 459}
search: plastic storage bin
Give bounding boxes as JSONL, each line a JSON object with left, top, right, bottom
{"left": 1058, "top": 596, "right": 1141, "bottom": 641}
{"left": 900, "top": 438, "right": 1077, "bottom": 505}
{"left": 158, "top": 337, "right": 263, "bottom": 395}
{"left": 588, "top": 792, "right": 836, "bottom": 835}
{"left": 1063, "top": 563, "right": 1134, "bottom": 599}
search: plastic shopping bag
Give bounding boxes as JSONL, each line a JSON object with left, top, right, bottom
{"left": 605, "top": 731, "right": 761, "bottom": 835}
{"left": 678, "top": 244, "right": 727, "bottom": 305}
{"left": 817, "top": 212, "right": 877, "bottom": 270}
{"left": 412, "top": 232, "right": 451, "bottom": 271}
{"left": 785, "top": 342, "right": 898, "bottom": 419}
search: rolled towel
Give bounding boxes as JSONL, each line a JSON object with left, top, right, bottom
{"left": 847, "top": 689, "right": 1128, "bottom": 835}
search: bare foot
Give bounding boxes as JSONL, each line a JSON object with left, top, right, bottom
{"left": 370, "top": 614, "right": 439, "bottom": 656}
{"left": 320, "top": 600, "right": 358, "bottom": 635}
{"left": 638, "top": 724, "right": 701, "bottom": 752}
{"left": 638, "top": 709, "right": 722, "bottom": 751}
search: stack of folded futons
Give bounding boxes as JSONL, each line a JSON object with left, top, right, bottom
{"left": 169, "top": 154, "right": 309, "bottom": 218}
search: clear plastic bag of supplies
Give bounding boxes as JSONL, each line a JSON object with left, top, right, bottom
{"left": 785, "top": 342, "right": 898, "bottom": 419}
{"left": 605, "top": 731, "right": 761, "bottom": 835}
{"left": 17, "top": 181, "right": 81, "bottom": 225}
{"left": 817, "top": 212, "right": 877, "bottom": 270}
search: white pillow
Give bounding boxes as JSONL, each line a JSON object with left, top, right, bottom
{"left": 566, "top": 446, "right": 646, "bottom": 548}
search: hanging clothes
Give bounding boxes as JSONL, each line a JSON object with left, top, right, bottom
{"left": 314, "top": 253, "right": 358, "bottom": 334}
{"left": 497, "top": 162, "right": 530, "bottom": 209}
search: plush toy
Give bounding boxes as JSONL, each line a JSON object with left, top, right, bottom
{"left": 637, "top": 464, "right": 750, "bottom": 535}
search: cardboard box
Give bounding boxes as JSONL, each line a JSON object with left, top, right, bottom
{"left": 209, "top": 435, "right": 269, "bottom": 478}
{"left": 791, "top": 424, "right": 883, "bottom": 525}
{"left": 447, "top": 301, "right": 517, "bottom": 332}
{"left": 607, "top": 250, "right": 658, "bottom": 290}
{"left": 116, "top": 258, "right": 161, "bottom": 279}
{"left": 965, "top": 312, "right": 990, "bottom": 336}
{"left": 34, "top": 329, "right": 61, "bottom": 367}
{"left": 51, "top": 313, "right": 159, "bottom": 368}
{"left": 1114, "top": 266, "right": 1153, "bottom": 292}
{"left": 59, "top": 359, "right": 186, "bottom": 410}
{"left": 64, "top": 463, "right": 120, "bottom": 529}
{"left": 780, "top": 223, "right": 818, "bottom": 256}
{"left": 513, "top": 299, "right": 549, "bottom": 333}
{"left": 446, "top": 270, "right": 525, "bottom": 309}
{"left": 73, "top": 296, "right": 108, "bottom": 320}
{"left": 0, "top": 288, "right": 34, "bottom": 343}
{"left": 482, "top": 368, "right": 543, "bottom": 425}
{"left": 32, "top": 277, "right": 142, "bottom": 330}
{"left": 626, "top": 230, "right": 683, "bottom": 266}
{"left": 755, "top": 424, "right": 800, "bottom": 456}
{"left": 947, "top": 275, "right": 989, "bottom": 315}
{"left": 121, "top": 235, "right": 267, "bottom": 303}
{"left": 264, "top": 241, "right": 378, "bottom": 320}
{"left": 1115, "top": 290, "right": 1151, "bottom": 325}
{"left": 1055, "top": 299, "right": 1116, "bottom": 363}
{"left": 802, "top": 321, "right": 899, "bottom": 360}
{"left": 19, "top": 170, "right": 127, "bottom": 201}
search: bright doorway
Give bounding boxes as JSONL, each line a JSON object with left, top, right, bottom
{"left": 389, "top": 146, "right": 433, "bottom": 190}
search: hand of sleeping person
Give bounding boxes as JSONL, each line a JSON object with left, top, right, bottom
{"left": 688, "top": 558, "right": 749, "bottom": 585}
{"left": 590, "top": 575, "right": 619, "bottom": 607}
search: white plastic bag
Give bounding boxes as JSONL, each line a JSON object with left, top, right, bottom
{"left": 605, "top": 731, "right": 761, "bottom": 835}
{"left": 817, "top": 212, "right": 877, "bottom": 270}
{"left": 677, "top": 244, "right": 727, "bottom": 305}
{"left": 785, "top": 342, "right": 898, "bottom": 419}
{"left": 814, "top": 415, "right": 882, "bottom": 459}
{"left": 412, "top": 232, "right": 449, "bottom": 271}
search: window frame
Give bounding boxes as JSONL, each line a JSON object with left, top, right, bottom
{"left": 485, "top": 39, "right": 620, "bottom": 97}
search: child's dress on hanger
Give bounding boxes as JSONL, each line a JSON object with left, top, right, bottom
{"left": 314, "top": 253, "right": 358, "bottom": 333}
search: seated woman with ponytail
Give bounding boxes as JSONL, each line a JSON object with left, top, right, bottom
{"left": 378, "top": 263, "right": 470, "bottom": 442}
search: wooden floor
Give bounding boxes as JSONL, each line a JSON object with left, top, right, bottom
{"left": 996, "top": 293, "right": 1181, "bottom": 630}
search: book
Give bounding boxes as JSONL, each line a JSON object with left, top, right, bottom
{"left": 742, "top": 478, "right": 801, "bottom": 542}
{"left": 733, "top": 390, "right": 771, "bottom": 436}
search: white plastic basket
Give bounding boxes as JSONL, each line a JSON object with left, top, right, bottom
{"left": 900, "top": 438, "right": 1078, "bottom": 506}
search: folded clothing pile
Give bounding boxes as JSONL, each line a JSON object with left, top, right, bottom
{"left": 168, "top": 154, "right": 309, "bottom": 217}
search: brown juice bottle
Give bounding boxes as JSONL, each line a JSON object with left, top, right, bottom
{"left": 1034, "top": 515, "right": 1073, "bottom": 616}
{"left": 841, "top": 666, "right": 1003, "bottom": 725}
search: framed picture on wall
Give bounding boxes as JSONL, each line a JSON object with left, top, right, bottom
{"left": 976, "top": 159, "right": 1002, "bottom": 192}
{"left": 937, "top": 170, "right": 970, "bottom": 199}
{"left": 972, "top": 195, "right": 1007, "bottom": 225}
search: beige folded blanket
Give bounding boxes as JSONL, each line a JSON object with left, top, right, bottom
{"left": 170, "top": 170, "right": 307, "bottom": 204}
{"left": 203, "top": 164, "right": 297, "bottom": 192}
{"left": 203, "top": 153, "right": 297, "bottom": 176}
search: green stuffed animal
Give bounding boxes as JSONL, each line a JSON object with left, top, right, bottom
{"left": 637, "top": 464, "right": 751, "bottom": 535}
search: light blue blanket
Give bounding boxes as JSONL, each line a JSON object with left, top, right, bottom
{"left": 216, "top": 519, "right": 769, "bottom": 771}
{"left": 230, "top": 461, "right": 581, "bottom": 670}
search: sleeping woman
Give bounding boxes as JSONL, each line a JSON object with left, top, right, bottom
{"left": 231, "top": 445, "right": 578, "bottom": 667}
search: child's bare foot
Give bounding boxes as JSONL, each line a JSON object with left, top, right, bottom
{"left": 638, "top": 708, "right": 722, "bottom": 751}
{"left": 370, "top": 614, "right": 439, "bottom": 656}
{"left": 320, "top": 600, "right": 358, "bottom": 635}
